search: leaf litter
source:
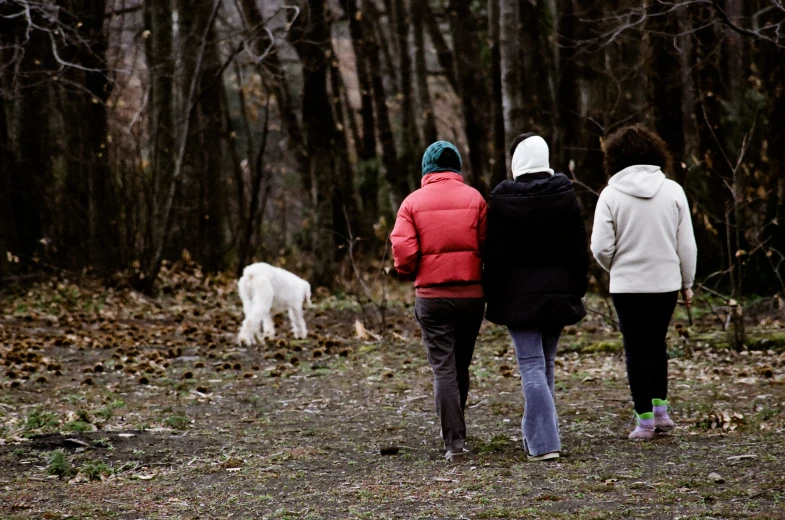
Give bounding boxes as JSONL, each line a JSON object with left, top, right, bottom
{"left": 0, "top": 271, "right": 784, "bottom": 518}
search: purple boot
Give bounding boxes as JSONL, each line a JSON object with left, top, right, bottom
{"left": 653, "top": 399, "right": 675, "bottom": 432}
{"left": 628, "top": 412, "right": 655, "bottom": 441}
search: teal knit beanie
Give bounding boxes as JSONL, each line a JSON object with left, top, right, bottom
{"left": 421, "top": 141, "right": 462, "bottom": 177}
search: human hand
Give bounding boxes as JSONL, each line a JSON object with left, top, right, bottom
{"left": 681, "top": 287, "right": 694, "bottom": 307}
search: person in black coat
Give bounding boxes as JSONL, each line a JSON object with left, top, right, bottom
{"left": 484, "top": 132, "right": 588, "bottom": 461}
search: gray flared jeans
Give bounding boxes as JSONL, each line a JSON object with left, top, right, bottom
{"left": 509, "top": 328, "right": 563, "bottom": 456}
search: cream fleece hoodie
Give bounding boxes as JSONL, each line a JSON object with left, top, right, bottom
{"left": 591, "top": 165, "right": 697, "bottom": 293}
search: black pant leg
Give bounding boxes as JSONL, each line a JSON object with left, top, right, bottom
{"left": 613, "top": 293, "right": 653, "bottom": 415}
{"left": 613, "top": 292, "right": 678, "bottom": 415}
{"left": 648, "top": 292, "right": 678, "bottom": 402}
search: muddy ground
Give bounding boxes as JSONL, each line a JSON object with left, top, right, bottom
{"left": 1, "top": 265, "right": 785, "bottom": 519}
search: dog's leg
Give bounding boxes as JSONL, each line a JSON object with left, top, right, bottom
{"left": 293, "top": 304, "right": 307, "bottom": 339}
{"left": 237, "top": 275, "right": 257, "bottom": 345}
{"left": 287, "top": 308, "right": 300, "bottom": 338}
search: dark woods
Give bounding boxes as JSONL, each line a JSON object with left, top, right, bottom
{"left": 1, "top": 0, "right": 784, "bottom": 297}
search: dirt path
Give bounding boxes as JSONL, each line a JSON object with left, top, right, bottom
{"left": 1, "top": 275, "right": 784, "bottom": 519}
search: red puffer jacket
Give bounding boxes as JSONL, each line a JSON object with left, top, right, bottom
{"left": 391, "top": 172, "right": 487, "bottom": 298}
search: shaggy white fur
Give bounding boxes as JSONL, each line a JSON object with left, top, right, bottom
{"left": 237, "top": 263, "right": 311, "bottom": 345}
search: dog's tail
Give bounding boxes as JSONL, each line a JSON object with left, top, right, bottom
{"left": 238, "top": 273, "right": 252, "bottom": 304}
{"left": 305, "top": 283, "right": 312, "bottom": 307}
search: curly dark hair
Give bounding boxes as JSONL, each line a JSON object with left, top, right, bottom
{"left": 602, "top": 125, "right": 673, "bottom": 177}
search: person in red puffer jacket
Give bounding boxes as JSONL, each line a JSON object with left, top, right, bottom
{"left": 390, "top": 140, "right": 487, "bottom": 463}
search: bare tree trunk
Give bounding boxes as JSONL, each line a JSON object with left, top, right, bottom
{"left": 178, "top": 0, "right": 227, "bottom": 272}
{"left": 448, "top": 0, "right": 490, "bottom": 194}
{"left": 499, "top": 0, "right": 524, "bottom": 162}
{"left": 393, "top": 0, "right": 421, "bottom": 191}
{"left": 237, "top": 97, "right": 272, "bottom": 277}
{"left": 488, "top": 0, "right": 507, "bottom": 188}
{"left": 347, "top": 0, "right": 381, "bottom": 229}
{"left": 295, "top": 0, "right": 340, "bottom": 289}
{"left": 138, "top": 0, "right": 221, "bottom": 293}
{"left": 0, "top": 11, "right": 17, "bottom": 275}
{"left": 14, "top": 14, "right": 51, "bottom": 263}
{"left": 238, "top": 0, "right": 309, "bottom": 191}
{"left": 644, "top": 0, "right": 688, "bottom": 183}
{"left": 412, "top": 0, "right": 437, "bottom": 146}
{"left": 143, "top": 0, "right": 175, "bottom": 265}
{"left": 363, "top": 0, "right": 407, "bottom": 211}
{"left": 329, "top": 51, "right": 361, "bottom": 252}
{"left": 555, "top": 0, "right": 579, "bottom": 171}
{"left": 770, "top": 49, "right": 785, "bottom": 271}
{"left": 422, "top": 2, "right": 457, "bottom": 91}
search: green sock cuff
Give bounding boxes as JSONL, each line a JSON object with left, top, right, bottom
{"left": 652, "top": 399, "right": 668, "bottom": 407}
{"left": 637, "top": 412, "right": 654, "bottom": 420}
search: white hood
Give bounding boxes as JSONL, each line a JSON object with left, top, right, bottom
{"left": 608, "top": 165, "right": 666, "bottom": 199}
{"left": 512, "top": 136, "right": 554, "bottom": 178}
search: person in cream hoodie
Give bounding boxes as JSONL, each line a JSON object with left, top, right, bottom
{"left": 591, "top": 125, "right": 697, "bottom": 441}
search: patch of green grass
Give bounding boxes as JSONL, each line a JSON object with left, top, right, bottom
{"left": 63, "top": 420, "right": 92, "bottom": 432}
{"left": 95, "top": 400, "right": 125, "bottom": 420}
{"left": 164, "top": 411, "right": 190, "bottom": 430}
{"left": 64, "top": 394, "right": 86, "bottom": 405}
{"left": 47, "top": 449, "right": 73, "bottom": 477}
{"left": 584, "top": 339, "right": 624, "bottom": 353}
{"left": 92, "top": 438, "right": 112, "bottom": 449}
{"left": 25, "top": 410, "right": 59, "bottom": 432}
{"left": 80, "top": 459, "right": 111, "bottom": 481}
{"left": 473, "top": 434, "right": 514, "bottom": 454}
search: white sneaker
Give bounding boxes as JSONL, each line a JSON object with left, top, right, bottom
{"left": 528, "top": 451, "right": 560, "bottom": 461}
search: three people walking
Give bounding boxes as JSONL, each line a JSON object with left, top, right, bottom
{"left": 392, "top": 126, "right": 697, "bottom": 460}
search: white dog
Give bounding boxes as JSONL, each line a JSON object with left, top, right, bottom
{"left": 237, "top": 263, "right": 311, "bottom": 344}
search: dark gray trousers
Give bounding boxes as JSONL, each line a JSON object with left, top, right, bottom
{"left": 415, "top": 297, "right": 485, "bottom": 452}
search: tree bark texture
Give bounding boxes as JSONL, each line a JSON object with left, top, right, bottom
{"left": 347, "top": 0, "right": 381, "bottom": 228}
{"left": 488, "top": 0, "right": 507, "bottom": 188}
{"left": 448, "top": 0, "right": 490, "bottom": 194}
{"left": 499, "top": 0, "right": 524, "bottom": 158}
{"left": 296, "top": 0, "right": 340, "bottom": 289}
{"left": 393, "top": 0, "right": 421, "bottom": 192}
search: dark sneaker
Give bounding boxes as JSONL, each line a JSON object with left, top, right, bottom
{"left": 445, "top": 449, "right": 466, "bottom": 463}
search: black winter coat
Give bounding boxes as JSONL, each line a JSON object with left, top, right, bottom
{"left": 483, "top": 172, "right": 588, "bottom": 329}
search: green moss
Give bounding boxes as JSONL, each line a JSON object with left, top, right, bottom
{"left": 472, "top": 434, "right": 514, "bottom": 454}
{"left": 747, "top": 333, "right": 785, "bottom": 352}
{"left": 583, "top": 339, "right": 624, "bottom": 354}
{"left": 63, "top": 420, "right": 92, "bottom": 432}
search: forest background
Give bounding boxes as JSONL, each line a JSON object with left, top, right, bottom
{"left": 1, "top": 0, "right": 784, "bottom": 303}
